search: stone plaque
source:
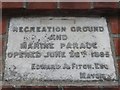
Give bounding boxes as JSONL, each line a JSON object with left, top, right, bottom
{"left": 4, "top": 17, "right": 117, "bottom": 86}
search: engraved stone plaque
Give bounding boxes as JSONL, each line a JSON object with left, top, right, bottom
{"left": 4, "top": 17, "right": 117, "bottom": 86}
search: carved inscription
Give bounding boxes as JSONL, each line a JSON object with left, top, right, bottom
{"left": 4, "top": 17, "right": 117, "bottom": 85}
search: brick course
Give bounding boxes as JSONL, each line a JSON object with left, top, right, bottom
{"left": 28, "top": 2, "right": 56, "bottom": 9}
{"left": 114, "top": 38, "right": 120, "bottom": 56}
{"left": 2, "top": 2, "right": 24, "bottom": 9}
{"left": 109, "top": 17, "right": 120, "bottom": 34}
{"left": 0, "top": 17, "right": 7, "bottom": 35}
{"left": 93, "top": 2, "right": 119, "bottom": 9}
{"left": 60, "top": 2, "right": 91, "bottom": 9}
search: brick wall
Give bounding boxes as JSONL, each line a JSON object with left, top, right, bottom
{"left": 1, "top": 2, "right": 120, "bottom": 90}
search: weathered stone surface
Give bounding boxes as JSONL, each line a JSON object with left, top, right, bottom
{"left": 4, "top": 17, "right": 117, "bottom": 86}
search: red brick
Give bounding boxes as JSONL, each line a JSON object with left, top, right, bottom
{"left": 102, "top": 87, "right": 119, "bottom": 90}
{"left": 2, "top": 2, "right": 24, "bottom": 9}
{"left": 31, "top": 86, "right": 58, "bottom": 90}
{"left": 60, "top": 2, "right": 90, "bottom": 9}
{"left": 109, "top": 17, "right": 120, "bottom": 34}
{"left": 28, "top": 2, "right": 56, "bottom": 9}
{"left": 0, "top": 2, "right": 2, "bottom": 9}
{"left": 2, "top": 86, "right": 15, "bottom": 90}
{"left": 64, "top": 87, "right": 99, "bottom": 90}
{"left": 118, "top": 60, "right": 120, "bottom": 74}
{"left": 118, "top": 17, "right": 120, "bottom": 33}
{"left": 93, "top": 2, "right": 119, "bottom": 9}
{"left": 0, "top": 17, "right": 7, "bottom": 34}
{"left": 21, "top": 86, "right": 58, "bottom": 90}
{"left": 0, "top": 40, "right": 3, "bottom": 56}
{"left": 114, "top": 38, "right": 120, "bottom": 56}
